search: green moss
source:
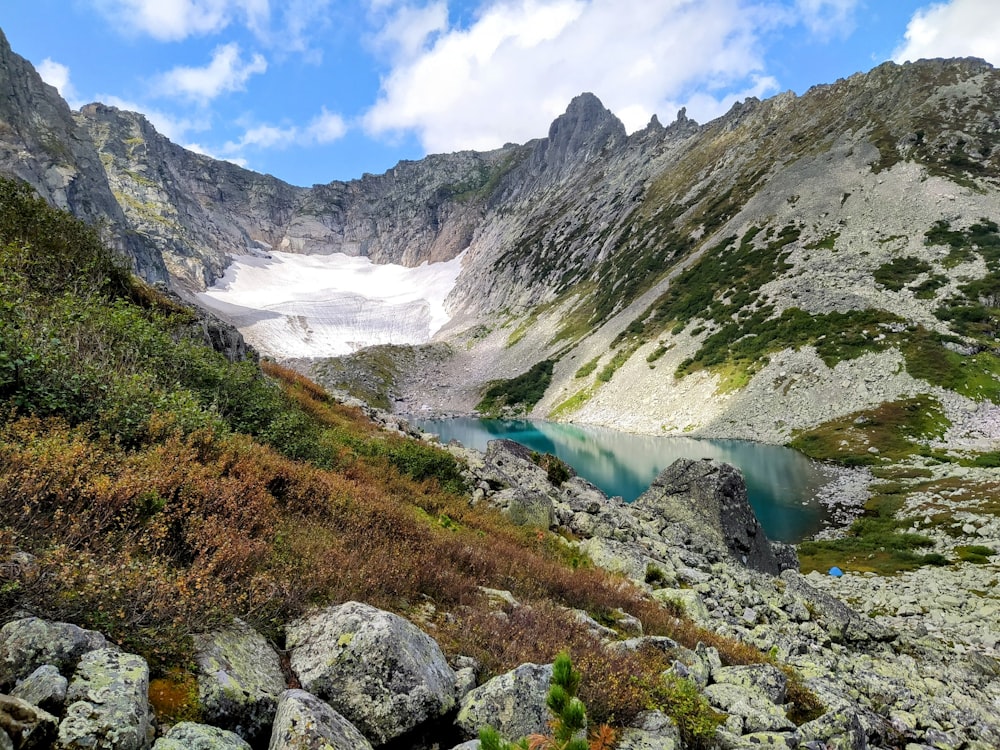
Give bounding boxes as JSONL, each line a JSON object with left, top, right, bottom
{"left": 900, "top": 326, "right": 1000, "bottom": 402}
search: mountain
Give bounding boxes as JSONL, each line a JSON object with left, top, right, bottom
{"left": 0, "top": 26, "right": 998, "bottom": 457}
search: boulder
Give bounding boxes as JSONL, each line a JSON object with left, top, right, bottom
{"left": 703, "top": 683, "right": 795, "bottom": 733}
{"left": 286, "top": 602, "right": 456, "bottom": 745}
{"left": 456, "top": 663, "right": 552, "bottom": 741}
{"left": 0, "top": 619, "right": 110, "bottom": 689}
{"left": 792, "top": 710, "right": 868, "bottom": 750}
{"left": 152, "top": 722, "right": 252, "bottom": 750}
{"left": 268, "top": 689, "right": 374, "bottom": 750}
{"left": 11, "top": 665, "right": 67, "bottom": 714}
{"left": 712, "top": 665, "right": 788, "bottom": 705}
{"left": 0, "top": 694, "right": 58, "bottom": 749}
{"left": 633, "top": 459, "right": 782, "bottom": 575}
{"left": 479, "top": 441, "right": 557, "bottom": 528}
{"left": 193, "top": 619, "right": 286, "bottom": 742}
{"left": 781, "top": 572, "right": 896, "bottom": 643}
{"left": 57, "top": 648, "right": 150, "bottom": 750}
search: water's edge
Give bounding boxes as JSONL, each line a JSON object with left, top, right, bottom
{"left": 412, "top": 416, "right": 860, "bottom": 543}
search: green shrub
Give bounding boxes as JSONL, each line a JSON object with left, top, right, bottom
{"left": 477, "top": 360, "right": 555, "bottom": 416}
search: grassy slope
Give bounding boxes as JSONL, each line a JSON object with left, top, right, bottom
{"left": 0, "top": 177, "right": 828, "bottom": 738}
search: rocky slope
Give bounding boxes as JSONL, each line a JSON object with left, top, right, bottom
{"left": 4, "top": 441, "right": 998, "bottom": 749}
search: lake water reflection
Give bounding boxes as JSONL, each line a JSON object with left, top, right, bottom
{"left": 412, "top": 417, "right": 829, "bottom": 543}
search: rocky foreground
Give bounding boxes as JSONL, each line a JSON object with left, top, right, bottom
{"left": 2, "top": 432, "right": 998, "bottom": 750}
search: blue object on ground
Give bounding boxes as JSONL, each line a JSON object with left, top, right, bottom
{"left": 828, "top": 566, "right": 844, "bottom": 577}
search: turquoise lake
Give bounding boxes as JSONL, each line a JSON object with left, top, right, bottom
{"left": 412, "top": 417, "right": 830, "bottom": 543}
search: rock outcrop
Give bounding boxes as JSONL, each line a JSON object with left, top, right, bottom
{"left": 268, "top": 690, "right": 374, "bottom": 750}
{"left": 57, "top": 649, "right": 150, "bottom": 750}
{"left": 0, "top": 30, "right": 165, "bottom": 283}
{"left": 455, "top": 663, "right": 553, "bottom": 740}
{"left": 633, "top": 459, "right": 786, "bottom": 575}
{"left": 286, "top": 601, "right": 457, "bottom": 744}
{"left": 192, "top": 619, "right": 286, "bottom": 742}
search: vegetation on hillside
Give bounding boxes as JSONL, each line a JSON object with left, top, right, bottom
{"left": 0, "top": 177, "right": 827, "bottom": 729}
{"left": 477, "top": 359, "right": 555, "bottom": 416}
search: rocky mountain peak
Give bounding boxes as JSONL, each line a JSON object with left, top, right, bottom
{"left": 530, "top": 92, "right": 627, "bottom": 174}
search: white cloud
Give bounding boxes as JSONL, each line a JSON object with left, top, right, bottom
{"left": 221, "top": 108, "right": 349, "bottom": 154}
{"left": 92, "top": 0, "right": 269, "bottom": 41}
{"left": 37, "top": 58, "right": 84, "bottom": 109}
{"left": 893, "top": 0, "right": 1000, "bottom": 65}
{"left": 154, "top": 43, "right": 268, "bottom": 103}
{"left": 364, "top": 0, "right": 784, "bottom": 153}
{"left": 794, "top": 0, "right": 858, "bottom": 37}
{"left": 369, "top": 1, "right": 449, "bottom": 62}
{"left": 306, "top": 108, "right": 349, "bottom": 143}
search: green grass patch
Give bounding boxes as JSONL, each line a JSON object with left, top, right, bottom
{"left": 900, "top": 326, "right": 1000, "bottom": 401}
{"left": 798, "top": 492, "right": 948, "bottom": 575}
{"left": 596, "top": 347, "right": 635, "bottom": 383}
{"left": 549, "top": 387, "right": 595, "bottom": 419}
{"left": 956, "top": 545, "right": 994, "bottom": 564}
{"left": 789, "top": 394, "right": 951, "bottom": 466}
{"left": 575, "top": 356, "right": 600, "bottom": 378}
{"left": 805, "top": 232, "right": 839, "bottom": 251}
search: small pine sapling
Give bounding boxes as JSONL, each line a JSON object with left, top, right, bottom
{"left": 480, "top": 652, "right": 616, "bottom": 750}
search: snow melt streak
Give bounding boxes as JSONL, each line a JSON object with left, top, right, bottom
{"left": 196, "top": 251, "right": 465, "bottom": 358}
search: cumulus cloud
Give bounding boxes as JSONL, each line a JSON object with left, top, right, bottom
{"left": 222, "top": 108, "right": 348, "bottom": 154}
{"left": 91, "top": 0, "right": 268, "bottom": 41}
{"left": 37, "top": 58, "right": 83, "bottom": 109}
{"left": 893, "top": 0, "right": 1000, "bottom": 65}
{"left": 363, "top": 0, "right": 790, "bottom": 153}
{"left": 793, "top": 0, "right": 858, "bottom": 37}
{"left": 154, "top": 43, "right": 267, "bottom": 103}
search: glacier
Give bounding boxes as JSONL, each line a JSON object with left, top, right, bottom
{"left": 196, "top": 250, "right": 466, "bottom": 358}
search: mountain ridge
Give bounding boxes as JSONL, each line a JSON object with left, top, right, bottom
{"left": 0, "top": 26, "right": 998, "bottom": 455}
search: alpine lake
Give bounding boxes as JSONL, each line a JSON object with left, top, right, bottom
{"left": 411, "top": 417, "right": 833, "bottom": 543}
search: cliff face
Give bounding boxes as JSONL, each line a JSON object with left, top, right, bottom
{"left": 0, "top": 30, "right": 166, "bottom": 282}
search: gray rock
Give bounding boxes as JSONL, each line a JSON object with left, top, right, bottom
{"left": 781, "top": 571, "right": 896, "bottom": 643}
{"left": 479, "top": 441, "right": 556, "bottom": 527}
{"left": 287, "top": 601, "right": 456, "bottom": 745}
{"left": 448, "top": 742, "right": 481, "bottom": 750}
{"left": 634, "top": 459, "right": 782, "bottom": 575}
{"left": 0, "top": 618, "right": 110, "bottom": 689}
{"left": 152, "top": 722, "right": 252, "bottom": 750}
{"left": 712, "top": 665, "right": 788, "bottom": 704}
{"left": 0, "top": 694, "right": 58, "bottom": 749}
{"left": 193, "top": 619, "right": 286, "bottom": 743}
{"left": 0, "top": 728, "right": 11, "bottom": 750}
{"left": 703, "top": 683, "right": 795, "bottom": 733}
{"left": 11, "top": 665, "right": 67, "bottom": 714}
{"left": 57, "top": 648, "right": 150, "bottom": 750}
{"left": 456, "top": 663, "right": 553, "bottom": 741}
{"left": 792, "top": 709, "right": 868, "bottom": 750}
{"left": 616, "top": 728, "right": 678, "bottom": 750}
{"left": 268, "top": 689, "right": 374, "bottom": 750}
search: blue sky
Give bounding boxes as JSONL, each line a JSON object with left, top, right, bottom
{"left": 4, "top": 1, "right": 999, "bottom": 187}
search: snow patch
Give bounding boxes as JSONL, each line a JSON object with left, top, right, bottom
{"left": 197, "top": 250, "right": 465, "bottom": 358}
